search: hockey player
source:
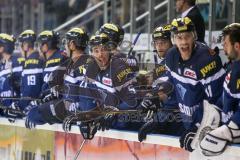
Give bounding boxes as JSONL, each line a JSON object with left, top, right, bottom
{"left": 200, "top": 23, "right": 240, "bottom": 156}
{"left": 24, "top": 30, "right": 68, "bottom": 127}
{"left": 138, "top": 24, "right": 182, "bottom": 142}
{"left": 37, "top": 30, "right": 68, "bottom": 94}
{"left": 0, "top": 33, "right": 23, "bottom": 117}
{"left": 97, "top": 23, "right": 139, "bottom": 72}
{"left": 15, "top": 30, "right": 44, "bottom": 110}
{"left": 149, "top": 17, "right": 226, "bottom": 152}
{"left": 86, "top": 33, "right": 168, "bottom": 132}
{"left": 24, "top": 28, "right": 99, "bottom": 134}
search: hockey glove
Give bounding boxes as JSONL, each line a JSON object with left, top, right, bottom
{"left": 138, "top": 118, "right": 155, "bottom": 142}
{"left": 62, "top": 115, "right": 80, "bottom": 132}
{"left": 25, "top": 117, "right": 36, "bottom": 129}
{"left": 200, "top": 121, "right": 240, "bottom": 156}
{"left": 138, "top": 95, "right": 159, "bottom": 121}
{"left": 179, "top": 125, "right": 198, "bottom": 152}
{"left": 79, "top": 121, "right": 98, "bottom": 140}
{"left": 4, "top": 103, "right": 24, "bottom": 123}
{"left": 98, "top": 105, "right": 119, "bottom": 131}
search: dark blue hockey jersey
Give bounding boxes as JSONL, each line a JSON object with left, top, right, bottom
{"left": 63, "top": 55, "right": 97, "bottom": 111}
{"left": 221, "top": 60, "right": 240, "bottom": 127}
{"left": 87, "top": 55, "right": 138, "bottom": 110}
{"left": 41, "top": 50, "right": 68, "bottom": 94}
{"left": 19, "top": 51, "right": 44, "bottom": 109}
{"left": 0, "top": 54, "right": 24, "bottom": 106}
{"left": 165, "top": 42, "right": 226, "bottom": 129}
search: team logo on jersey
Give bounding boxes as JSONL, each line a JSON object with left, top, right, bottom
{"left": 176, "top": 83, "right": 186, "bottom": 100}
{"left": 102, "top": 77, "right": 112, "bottom": 86}
{"left": 183, "top": 68, "right": 197, "bottom": 79}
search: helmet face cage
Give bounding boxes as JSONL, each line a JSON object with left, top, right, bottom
{"left": 0, "top": 33, "right": 15, "bottom": 54}
{"left": 99, "top": 23, "right": 124, "bottom": 46}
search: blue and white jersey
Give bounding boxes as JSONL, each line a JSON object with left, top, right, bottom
{"left": 63, "top": 55, "right": 97, "bottom": 111}
{"left": 165, "top": 42, "right": 226, "bottom": 129}
{"left": 0, "top": 54, "right": 24, "bottom": 106}
{"left": 41, "top": 50, "right": 68, "bottom": 94}
{"left": 221, "top": 60, "right": 240, "bottom": 127}
{"left": 86, "top": 55, "right": 138, "bottom": 110}
{"left": 19, "top": 51, "right": 44, "bottom": 109}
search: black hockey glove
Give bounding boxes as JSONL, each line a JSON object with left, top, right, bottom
{"left": 179, "top": 125, "right": 198, "bottom": 152}
{"left": 4, "top": 103, "right": 24, "bottom": 123}
{"left": 62, "top": 115, "right": 79, "bottom": 132}
{"left": 138, "top": 95, "right": 160, "bottom": 121}
{"left": 98, "top": 105, "right": 119, "bottom": 131}
{"left": 79, "top": 121, "right": 98, "bottom": 140}
{"left": 138, "top": 118, "right": 156, "bottom": 142}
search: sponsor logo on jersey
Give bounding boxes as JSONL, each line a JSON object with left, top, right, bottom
{"left": 237, "top": 79, "right": 240, "bottom": 89}
{"left": 200, "top": 61, "right": 216, "bottom": 78}
{"left": 225, "top": 73, "right": 231, "bottom": 84}
{"left": 17, "top": 57, "right": 25, "bottom": 64}
{"left": 25, "top": 59, "right": 39, "bottom": 67}
{"left": 183, "top": 68, "right": 197, "bottom": 79}
{"left": 102, "top": 77, "right": 112, "bottom": 86}
{"left": 116, "top": 68, "right": 132, "bottom": 82}
{"left": 179, "top": 103, "right": 199, "bottom": 116}
{"left": 46, "top": 58, "right": 61, "bottom": 67}
{"left": 155, "top": 65, "right": 166, "bottom": 76}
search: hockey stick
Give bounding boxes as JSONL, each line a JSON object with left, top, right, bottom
{"left": 73, "top": 139, "right": 86, "bottom": 160}
{"left": 0, "top": 105, "right": 25, "bottom": 117}
{"left": 64, "top": 107, "right": 179, "bottom": 124}
{"left": 0, "top": 96, "right": 41, "bottom": 101}
{"left": 128, "top": 32, "right": 141, "bottom": 56}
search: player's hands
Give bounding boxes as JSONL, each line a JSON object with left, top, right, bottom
{"left": 4, "top": 103, "right": 23, "bottom": 123}
{"left": 25, "top": 117, "right": 36, "bottom": 129}
{"left": 98, "top": 105, "right": 118, "bottom": 131}
{"left": 138, "top": 118, "right": 155, "bottom": 142}
{"left": 179, "top": 125, "right": 198, "bottom": 152}
{"left": 79, "top": 121, "right": 98, "bottom": 140}
{"left": 138, "top": 95, "right": 159, "bottom": 121}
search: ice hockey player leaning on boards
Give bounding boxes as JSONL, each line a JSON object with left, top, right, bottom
{"left": 151, "top": 24, "right": 178, "bottom": 108}
{"left": 37, "top": 30, "right": 67, "bottom": 96}
{"left": 200, "top": 23, "right": 240, "bottom": 156}
{"left": 87, "top": 33, "right": 165, "bottom": 131}
{"left": 138, "top": 24, "right": 183, "bottom": 142}
{"left": 164, "top": 17, "right": 226, "bottom": 152}
{"left": 24, "top": 30, "right": 68, "bottom": 128}
{"left": 97, "top": 23, "right": 139, "bottom": 72}
{"left": 61, "top": 27, "right": 97, "bottom": 112}
{"left": 0, "top": 33, "right": 23, "bottom": 118}
{"left": 14, "top": 30, "right": 44, "bottom": 112}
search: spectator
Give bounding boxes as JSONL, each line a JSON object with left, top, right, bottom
{"left": 175, "top": 0, "right": 205, "bottom": 43}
